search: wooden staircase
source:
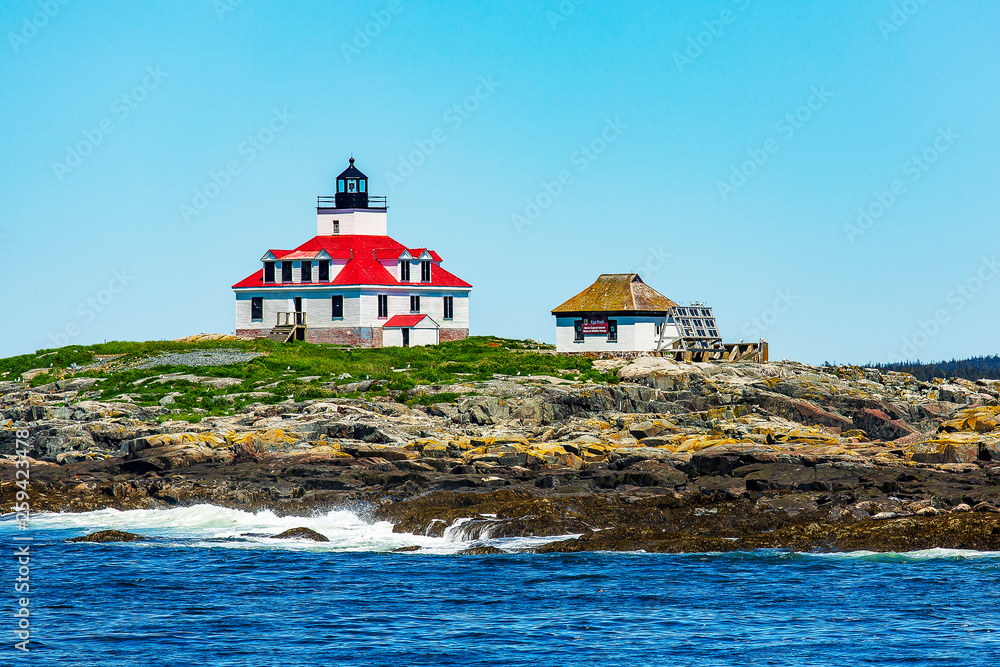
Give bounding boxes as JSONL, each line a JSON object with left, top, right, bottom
{"left": 266, "top": 312, "right": 306, "bottom": 343}
{"left": 266, "top": 325, "right": 296, "bottom": 343}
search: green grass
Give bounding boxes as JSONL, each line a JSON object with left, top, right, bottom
{"left": 1, "top": 336, "right": 619, "bottom": 422}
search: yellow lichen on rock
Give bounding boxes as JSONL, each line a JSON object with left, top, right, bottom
{"left": 940, "top": 406, "right": 1000, "bottom": 434}
{"left": 673, "top": 436, "right": 741, "bottom": 453}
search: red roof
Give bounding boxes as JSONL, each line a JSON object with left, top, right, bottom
{"left": 383, "top": 314, "right": 436, "bottom": 328}
{"left": 233, "top": 235, "right": 471, "bottom": 289}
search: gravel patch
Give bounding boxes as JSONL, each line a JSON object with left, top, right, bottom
{"left": 134, "top": 349, "right": 266, "bottom": 370}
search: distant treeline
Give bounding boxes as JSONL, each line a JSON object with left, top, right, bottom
{"left": 858, "top": 356, "right": 1000, "bottom": 382}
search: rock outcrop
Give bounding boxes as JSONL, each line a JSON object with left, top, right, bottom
{"left": 272, "top": 527, "right": 330, "bottom": 542}
{"left": 4, "top": 359, "right": 1000, "bottom": 552}
{"left": 67, "top": 530, "right": 146, "bottom": 543}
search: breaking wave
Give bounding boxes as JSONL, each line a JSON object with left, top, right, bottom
{"left": 0, "top": 504, "right": 577, "bottom": 555}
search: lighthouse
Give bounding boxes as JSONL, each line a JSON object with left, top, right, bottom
{"left": 232, "top": 158, "right": 471, "bottom": 347}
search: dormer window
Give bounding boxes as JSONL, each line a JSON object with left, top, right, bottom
{"left": 301, "top": 261, "right": 312, "bottom": 282}
{"left": 400, "top": 261, "right": 410, "bottom": 282}
{"left": 318, "top": 261, "right": 330, "bottom": 282}
{"left": 420, "top": 260, "right": 431, "bottom": 282}
{"left": 264, "top": 261, "right": 275, "bottom": 283}
{"left": 281, "top": 262, "right": 292, "bottom": 283}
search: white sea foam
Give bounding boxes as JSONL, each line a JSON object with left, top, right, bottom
{"left": 800, "top": 547, "right": 1000, "bottom": 561}
{"left": 0, "top": 505, "right": 577, "bottom": 555}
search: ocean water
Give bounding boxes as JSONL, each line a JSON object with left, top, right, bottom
{"left": 4, "top": 506, "right": 999, "bottom": 667}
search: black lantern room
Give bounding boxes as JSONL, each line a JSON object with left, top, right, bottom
{"left": 335, "top": 158, "right": 368, "bottom": 208}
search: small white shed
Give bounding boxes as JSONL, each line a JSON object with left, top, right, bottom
{"left": 552, "top": 273, "right": 707, "bottom": 353}
{"left": 382, "top": 314, "right": 440, "bottom": 347}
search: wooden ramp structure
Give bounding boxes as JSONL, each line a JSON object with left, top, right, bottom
{"left": 661, "top": 338, "right": 768, "bottom": 363}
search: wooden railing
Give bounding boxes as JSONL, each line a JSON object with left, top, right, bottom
{"left": 276, "top": 312, "right": 307, "bottom": 327}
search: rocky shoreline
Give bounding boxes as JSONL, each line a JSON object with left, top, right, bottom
{"left": 4, "top": 357, "right": 1000, "bottom": 553}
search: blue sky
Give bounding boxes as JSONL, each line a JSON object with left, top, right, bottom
{"left": 1, "top": 0, "right": 997, "bottom": 364}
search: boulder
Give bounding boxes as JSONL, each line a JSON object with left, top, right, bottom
{"left": 852, "top": 408, "right": 916, "bottom": 441}
{"left": 629, "top": 420, "right": 671, "bottom": 439}
{"left": 272, "top": 527, "right": 329, "bottom": 542}
{"left": 68, "top": 530, "right": 145, "bottom": 543}
{"left": 120, "top": 441, "right": 234, "bottom": 473}
{"left": 458, "top": 545, "right": 507, "bottom": 555}
{"left": 907, "top": 439, "right": 980, "bottom": 464}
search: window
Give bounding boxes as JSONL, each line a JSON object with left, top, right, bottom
{"left": 655, "top": 323, "right": 662, "bottom": 336}
{"left": 608, "top": 320, "right": 618, "bottom": 342}
{"left": 420, "top": 260, "right": 431, "bottom": 282}
{"left": 318, "top": 261, "right": 329, "bottom": 282}
{"left": 574, "top": 320, "right": 584, "bottom": 342}
{"left": 359, "top": 180, "right": 366, "bottom": 193}
{"left": 337, "top": 179, "right": 345, "bottom": 193}
{"left": 281, "top": 261, "right": 292, "bottom": 283}
{"left": 251, "top": 297, "right": 263, "bottom": 321}
{"left": 377, "top": 294, "right": 388, "bottom": 318}
{"left": 301, "top": 261, "right": 312, "bottom": 282}
{"left": 410, "top": 295, "right": 420, "bottom": 313}
{"left": 331, "top": 295, "right": 343, "bottom": 319}
{"left": 264, "top": 262, "right": 275, "bottom": 283}
{"left": 332, "top": 220, "right": 340, "bottom": 235}
{"left": 347, "top": 179, "right": 357, "bottom": 193}
{"left": 443, "top": 296, "right": 454, "bottom": 320}
{"left": 400, "top": 261, "right": 410, "bottom": 282}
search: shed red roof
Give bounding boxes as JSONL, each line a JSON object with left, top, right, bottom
{"left": 383, "top": 314, "right": 436, "bottom": 328}
{"left": 233, "top": 235, "right": 470, "bottom": 289}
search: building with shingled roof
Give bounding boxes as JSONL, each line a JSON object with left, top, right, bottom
{"left": 551, "top": 274, "right": 721, "bottom": 353}
{"left": 232, "top": 158, "right": 471, "bottom": 347}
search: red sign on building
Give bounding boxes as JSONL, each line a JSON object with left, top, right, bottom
{"left": 581, "top": 317, "right": 608, "bottom": 335}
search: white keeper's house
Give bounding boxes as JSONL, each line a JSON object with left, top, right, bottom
{"left": 233, "top": 158, "right": 471, "bottom": 347}
{"left": 551, "top": 274, "right": 722, "bottom": 353}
